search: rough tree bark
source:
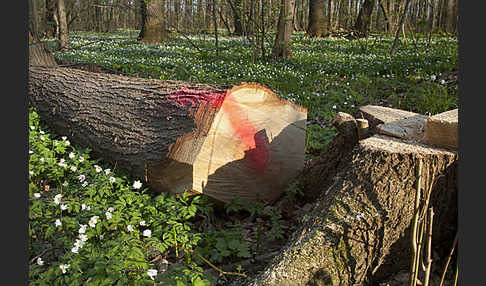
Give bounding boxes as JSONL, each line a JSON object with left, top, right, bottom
{"left": 28, "top": 65, "right": 307, "bottom": 204}
{"left": 306, "top": 0, "right": 326, "bottom": 37}
{"left": 138, "top": 0, "right": 168, "bottom": 44}
{"left": 298, "top": 112, "right": 360, "bottom": 201}
{"left": 231, "top": 110, "right": 457, "bottom": 286}
{"left": 273, "top": 0, "right": 295, "bottom": 59}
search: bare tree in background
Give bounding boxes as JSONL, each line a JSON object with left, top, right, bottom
{"left": 306, "top": 0, "right": 326, "bottom": 37}
{"left": 228, "top": 0, "right": 243, "bottom": 35}
{"left": 354, "top": 0, "right": 376, "bottom": 36}
{"left": 29, "top": 0, "right": 40, "bottom": 41}
{"left": 212, "top": 0, "right": 219, "bottom": 56}
{"left": 27, "top": 0, "right": 458, "bottom": 42}
{"left": 327, "top": 0, "right": 334, "bottom": 31}
{"left": 138, "top": 0, "right": 168, "bottom": 44}
{"left": 390, "top": 0, "right": 411, "bottom": 56}
{"left": 446, "top": 0, "right": 457, "bottom": 33}
{"left": 273, "top": 0, "right": 294, "bottom": 59}
{"left": 57, "top": 0, "right": 68, "bottom": 49}
{"left": 45, "top": 0, "right": 58, "bottom": 38}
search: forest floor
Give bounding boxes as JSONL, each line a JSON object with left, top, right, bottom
{"left": 28, "top": 31, "right": 458, "bottom": 285}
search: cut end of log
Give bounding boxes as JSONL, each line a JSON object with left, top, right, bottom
{"left": 358, "top": 105, "right": 458, "bottom": 150}
{"left": 151, "top": 83, "right": 308, "bottom": 203}
{"left": 360, "top": 134, "right": 456, "bottom": 156}
{"left": 424, "top": 109, "right": 458, "bottom": 150}
{"left": 376, "top": 114, "right": 428, "bottom": 142}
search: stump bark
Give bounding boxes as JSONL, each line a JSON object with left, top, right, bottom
{"left": 298, "top": 112, "right": 359, "bottom": 201}
{"left": 233, "top": 126, "right": 457, "bottom": 285}
{"left": 28, "top": 66, "right": 307, "bottom": 203}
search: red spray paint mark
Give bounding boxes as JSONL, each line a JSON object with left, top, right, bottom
{"left": 222, "top": 94, "right": 270, "bottom": 173}
{"left": 168, "top": 87, "right": 225, "bottom": 109}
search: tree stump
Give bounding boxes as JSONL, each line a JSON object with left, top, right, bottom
{"left": 298, "top": 112, "right": 359, "bottom": 201}
{"left": 233, "top": 131, "right": 457, "bottom": 286}
{"left": 28, "top": 66, "right": 307, "bottom": 203}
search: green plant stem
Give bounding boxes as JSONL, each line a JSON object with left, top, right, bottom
{"left": 423, "top": 207, "right": 434, "bottom": 286}
{"left": 453, "top": 262, "right": 458, "bottom": 286}
{"left": 414, "top": 209, "right": 426, "bottom": 281}
{"left": 439, "top": 231, "right": 458, "bottom": 286}
{"left": 409, "top": 159, "right": 422, "bottom": 286}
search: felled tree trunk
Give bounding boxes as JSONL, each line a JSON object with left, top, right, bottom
{"left": 232, "top": 114, "right": 457, "bottom": 285}
{"left": 28, "top": 66, "right": 307, "bottom": 204}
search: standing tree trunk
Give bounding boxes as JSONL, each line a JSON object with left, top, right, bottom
{"left": 205, "top": 0, "right": 212, "bottom": 29}
{"left": 28, "top": 65, "right": 307, "bottom": 204}
{"left": 228, "top": 0, "right": 243, "bottom": 35}
{"left": 138, "top": 0, "right": 168, "bottom": 44}
{"left": 378, "top": 0, "right": 391, "bottom": 32}
{"left": 29, "top": 0, "right": 40, "bottom": 40}
{"left": 333, "top": 0, "right": 342, "bottom": 30}
{"left": 45, "top": 0, "right": 57, "bottom": 38}
{"left": 273, "top": 0, "right": 295, "bottom": 58}
{"left": 390, "top": 0, "right": 411, "bottom": 56}
{"left": 375, "top": 1, "right": 382, "bottom": 31}
{"left": 197, "top": 0, "right": 204, "bottom": 29}
{"left": 349, "top": 0, "right": 356, "bottom": 28}
{"left": 446, "top": 0, "right": 456, "bottom": 33}
{"left": 107, "top": 0, "right": 116, "bottom": 32}
{"left": 184, "top": 0, "right": 192, "bottom": 30}
{"left": 94, "top": 0, "right": 102, "bottom": 32}
{"left": 437, "top": 0, "right": 445, "bottom": 31}
{"left": 385, "top": 0, "right": 394, "bottom": 34}
{"left": 57, "top": 0, "right": 68, "bottom": 49}
{"left": 327, "top": 0, "right": 334, "bottom": 32}
{"left": 212, "top": 0, "right": 219, "bottom": 56}
{"left": 429, "top": 0, "right": 435, "bottom": 32}
{"left": 300, "top": 0, "right": 307, "bottom": 30}
{"left": 306, "top": 0, "right": 326, "bottom": 37}
{"left": 354, "top": 0, "right": 376, "bottom": 36}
